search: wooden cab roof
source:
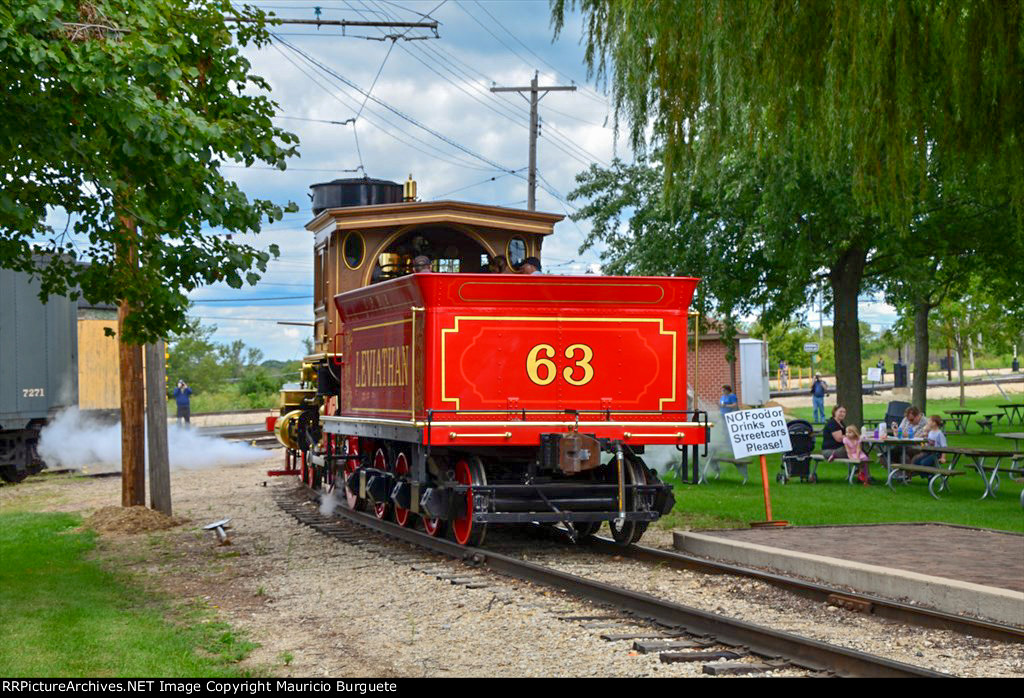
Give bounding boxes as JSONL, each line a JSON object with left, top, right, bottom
{"left": 307, "top": 198, "right": 564, "bottom": 353}
{"left": 306, "top": 200, "right": 563, "bottom": 238}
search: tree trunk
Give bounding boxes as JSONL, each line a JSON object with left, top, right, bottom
{"left": 912, "top": 299, "right": 931, "bottom": 412}
{"left": 119, "top": 300, "right": 146, "bottom": 507}
{"left": 117, "top": 212, "right": 145, "bottom": 507}
{"left": 955, "top": 323, "right": 966, "bottom": 407}
{"left": 829, "top": 247, "right": 867, "bottom": 428}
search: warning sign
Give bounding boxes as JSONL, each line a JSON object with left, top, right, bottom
{"left": 724, "top": 407, "right": 792, "bottom": 459}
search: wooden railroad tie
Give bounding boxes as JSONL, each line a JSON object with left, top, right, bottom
{"left": 600, "top": 631, "right": 688, "bottom": 642}
{"left": 632, "top": 639, "right": 711, "bottom": 653}
{"left": 660, "top": 650, "right": 742, "bottom": 663}
{"left": 702, "top": 661, "right": 787, "bottom": 676}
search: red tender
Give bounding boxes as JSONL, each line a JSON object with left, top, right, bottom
{"left": 332, "top": 273, "right": 705, "bottom": 447}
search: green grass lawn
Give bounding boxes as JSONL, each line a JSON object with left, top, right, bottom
{"left": 659, "top": 393, "right": 1024, "bottom": 533}
{"left": 0, "top": 512, "right": 259, "bottom": 677}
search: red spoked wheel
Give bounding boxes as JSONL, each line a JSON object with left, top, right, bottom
{"left": 393, "top": 452, "right": 413, "bottom": 527}
{"left": 343, "top": 436, "right": 365, "bottom": 511}
{"left": 452, "top": 456, "right": 487, "bottom": 546}
{"left": 372, "top": 447, "right": 391, "bottom": 521}
{"left": 422, "top": 516, "right": 445, "bottom": 537}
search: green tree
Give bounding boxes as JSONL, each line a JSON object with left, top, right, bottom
{"left": 166, "top": 318, "right": 228, "bottom": 396}
{"left": 552, "top": 0, "right": 1024, "bottom": 232}
{"left": 0, "top": 1, "right": 298, "bottom": 342}
{"left": 932, "top": 277, "right": 1018, "bottom": 407}
{"left": 569, "top": 155, "right": 767, "bottom": 386}
{"left": 882, "top": 173, "right": 1019, "bottom": 410}
{"left": 570, "top": 149, "right": 894, "bottom": 426}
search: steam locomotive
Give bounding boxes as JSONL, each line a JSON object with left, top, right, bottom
{"left": 272, "top": 176, "right": 708, "bottom": 545}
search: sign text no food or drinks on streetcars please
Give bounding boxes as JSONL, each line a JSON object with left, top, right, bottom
{"left": 724, "top": 407, "right": 792, "bottom": 459}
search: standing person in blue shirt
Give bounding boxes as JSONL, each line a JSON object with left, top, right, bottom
{"left": 810, "top": 373, "right": 828, "bottom": 424}
{"left": 719, "top": 385, "right": 739, "bottom": 421}
{"left": 173, "top": 379, "right": 193, "bottom": 426}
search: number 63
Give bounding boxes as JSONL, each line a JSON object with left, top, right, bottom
{"left": 526, "top": 343, "right": 594, "bottom": 386}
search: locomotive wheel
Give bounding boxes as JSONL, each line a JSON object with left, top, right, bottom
{"left": 343, "top": 437, "right": 365, "bottom": 511}
{"left": 422, "top": 515, "right": 446, "bottom": 537}
{"left": 393, "top": 452, "right": 413, "bottom": 527}
{"left": 0, "top": 466, "right": 28, "bottom": 484}
{"left": 609, "top": 457, "right": 648, "bottom": 546}
{"left": 452, "top": 456, "right": 487, "bottom": 547}
{"left": 372, "top": 447, "right": 392, "bottom": 521}
{"left": 574, "top": 521, "right": 602, "bottom": 540}
{"left": 421, "top": 457, "right": 446, "bottom": 537}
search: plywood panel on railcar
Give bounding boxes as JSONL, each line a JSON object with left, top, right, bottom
{"left": 77, "top": 314, "right": 120, "bottom": 410}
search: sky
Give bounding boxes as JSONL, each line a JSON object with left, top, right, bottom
{"left": 44, "top": 0, "right": 899, "bottom": 360}
{"left": 187, "top": 0, "right": 631, "bottom": 359}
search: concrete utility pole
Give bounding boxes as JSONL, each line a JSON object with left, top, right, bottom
{"left": 491, "top": 72, "right": 576, "bottom": 210}
{"left": 145, "top": 340, "right": 171, "bottom": 516}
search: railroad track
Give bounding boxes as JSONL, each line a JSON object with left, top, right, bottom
{"left": 275, "top": 484, "right": 949, "bottom": 678}
{"left": 198, "top": 424, "right": 279, "bottom": 450}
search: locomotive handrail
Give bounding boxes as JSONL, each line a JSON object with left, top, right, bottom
{"left": 330, "top": 331, "right": 344, "bottom": 367}
{"left": 426, "top": 408, "right": 705, "bottom": 420}
{"left": 410, "top": 306, "right": 423, "bottom": 421}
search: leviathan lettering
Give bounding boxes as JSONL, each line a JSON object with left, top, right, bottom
{"left": 354, "top": 344, "right": 409, "bottom": 388}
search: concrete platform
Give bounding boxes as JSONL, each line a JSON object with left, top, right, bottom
{"left": 673, "top": 523, "right": 1024, "bottom": 627}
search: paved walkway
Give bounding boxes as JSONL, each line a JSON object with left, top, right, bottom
{"left": 698, "top": 523, "right": 1024, "bottom": 593}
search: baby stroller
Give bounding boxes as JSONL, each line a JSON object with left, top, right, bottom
{"left": 776, "top": 419, "right": 817, "bottom": 484}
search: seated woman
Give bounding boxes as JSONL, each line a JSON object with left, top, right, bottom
{"left": 820, "top": 405, "right": 847, "bottom": 460}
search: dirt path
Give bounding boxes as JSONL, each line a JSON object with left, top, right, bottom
{"left": 2, "top": 456, "right": 768, "bottom": 677}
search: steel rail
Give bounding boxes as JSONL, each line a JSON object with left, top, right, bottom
{"left": 584, "top": 537, "right": 1024, "bottom": 645}
{"left": 280, "top": 487, "right": 948, "bottom": 678}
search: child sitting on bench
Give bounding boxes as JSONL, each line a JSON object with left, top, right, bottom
{"left": 840, "top": 424, "right": 872, "bottom": 485}
{"left": 911, "top": 416, "right": 948, "bottom": 468}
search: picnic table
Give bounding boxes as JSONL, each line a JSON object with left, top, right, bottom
{"left": 919, "top": 446, "right": 1021, "bottom": 500}
{"left": 977, "top": 413, "right": 1005, "bottom": 433}
{"left": 861, "top": 436, "right": 926, "bottom": 487}
{"left": 862, "top": 436, "right": 925, "bottom": 465}
{"left": 944, "top": 409, "right": 978, "bottom": 434}
{"left": 994, "top": 432, "right": 1024, "bottom": 451}
{"left": 996, "top": 403, "right": 1024, "bottom": 426}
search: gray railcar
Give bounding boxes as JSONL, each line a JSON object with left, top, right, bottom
{"left": 0, "top": 267, "right": 78, "bottom": 482}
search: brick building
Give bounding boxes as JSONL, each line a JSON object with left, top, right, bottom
{"left": 685, "top": 325, "right": 750, "bottom": 409}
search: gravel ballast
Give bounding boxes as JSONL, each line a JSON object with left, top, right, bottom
{"left": 3, "top": 456, "right": 1019, "bottom": 677}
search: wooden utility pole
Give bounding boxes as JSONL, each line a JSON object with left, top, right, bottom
{"left": 491, "top": 72, "right": 576, "bottom": 210}
{"left": 145, "top": 340, "right": 171, "bottom": 515}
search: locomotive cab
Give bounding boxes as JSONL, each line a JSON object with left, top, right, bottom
{"left": 273, "top": 176, "right": 708, "bottom": 546}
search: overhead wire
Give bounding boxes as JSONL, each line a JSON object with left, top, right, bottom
{"left": 232, "top": 0, "right": 494, "bottom": 172}
{"left": 267, "top": 38, "right": 498, "bottom": 172}
{"left": 261, "top": 1, "right": 610, "bottom": 171}
{"left": 272, "top": 34, "right": 520, "bottom": 174}
{"left": 190, "top": 295, "right": 313, "bottom": 302}
{"left": 468, "top": 0, "right": 608, "bottom": 106}
{"left": 429, "top": 168, "right": 526, "bottom": 199}
{"left": 363, "top": 0, "right": 603, "bottom": 165}
{"left": 355, "top": 0, "right": 609, "bottom": 169}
